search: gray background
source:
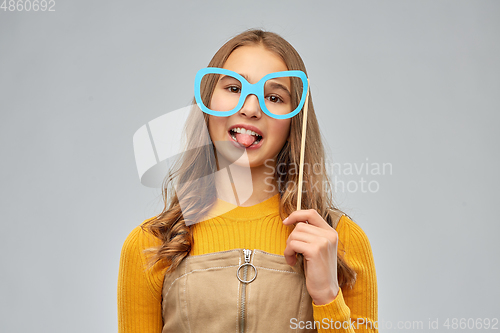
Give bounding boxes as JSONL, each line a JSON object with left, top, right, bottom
{"left": 1, "top": 0, "right": 499, "bottom": 332}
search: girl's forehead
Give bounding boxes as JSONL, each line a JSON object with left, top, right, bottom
{"left": 222, "top": 45, "right": 288, "bottom": 84}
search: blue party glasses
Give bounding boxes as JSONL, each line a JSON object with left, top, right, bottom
{"left": 194, "top": 68, "right": 309, "bottom": 119}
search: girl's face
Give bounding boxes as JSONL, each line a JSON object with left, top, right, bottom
{"left": 208, "top": 44, "right": 292, "bottom": 169}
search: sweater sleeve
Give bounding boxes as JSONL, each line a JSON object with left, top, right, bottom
{"left": 117, "top": 223, "right": 168, "bottom": 333}
{"left": 311, "top": 215, "right": 378, "bottom": 332}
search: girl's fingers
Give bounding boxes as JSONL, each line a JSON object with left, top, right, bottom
{"left": 290, "top": 221, "right": 331, "bottom": 238}
{"left": 285, "top": 219, "right": 339, "bottom": 247}
{"left": 283, "top": 239, "right": 310, "bottom": 266}
{"left": 286, "top": 226, "right": 318, "bottom": 245}
{"left": 283, "top": 209, "right": 339, "bottom": 267}
{"left": 282, "top": 209, "right": 331, "bottom": 230}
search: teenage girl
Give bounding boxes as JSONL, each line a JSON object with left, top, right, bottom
{"left": 118, "top": 29, "right": 378, "bottom": 333}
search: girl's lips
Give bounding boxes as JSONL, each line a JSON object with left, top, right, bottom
{"left": 227, "top": 131, "right": 264, "bottom": 150}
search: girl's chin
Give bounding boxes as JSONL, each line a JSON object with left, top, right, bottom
{"left": 212, "top": 145, "right": 267, "bottom": 168}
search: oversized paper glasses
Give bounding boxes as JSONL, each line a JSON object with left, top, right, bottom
{"left": 194, "top": 68, "right": 309, "bottom": 120}
{"left": 195, "top": 67, "right": 311, "bottom": 210}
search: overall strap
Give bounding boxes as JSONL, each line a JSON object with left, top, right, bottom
{"left": 328, "top": 208, "right": 347, "bottom": 229}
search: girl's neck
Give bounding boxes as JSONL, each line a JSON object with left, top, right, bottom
{"left": 215, "top": 157, "right": 278, "bottom": 207}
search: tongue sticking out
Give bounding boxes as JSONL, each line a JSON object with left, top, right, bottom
{"left": 234, "top": 132, "right": 258, "bottom": 148}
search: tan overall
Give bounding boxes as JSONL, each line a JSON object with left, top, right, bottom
{"left": 161, "top": 211, "right": 345, "bottom": 333}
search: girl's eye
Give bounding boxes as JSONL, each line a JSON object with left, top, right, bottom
{"left": 227, "top": 86, "right": 241, "bottom": 93}
{"left": 267, "top": 95, "right": 283, "bottom": 103}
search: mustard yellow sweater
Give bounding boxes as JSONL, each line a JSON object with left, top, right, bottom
{"left": 117, "top": 194, "right": 378, "bottom": 332}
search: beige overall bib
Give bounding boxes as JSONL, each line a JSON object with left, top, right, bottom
{"left": 161, "top": 211, "right": 345, "bottom": 333}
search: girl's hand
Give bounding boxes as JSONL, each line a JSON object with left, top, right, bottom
{"left": 283, "top": 209, "right": 340, "bottom": 306}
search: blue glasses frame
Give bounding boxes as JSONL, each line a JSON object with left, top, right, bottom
{"left": 194, "top": 67, "right": 309, "bottom": 120}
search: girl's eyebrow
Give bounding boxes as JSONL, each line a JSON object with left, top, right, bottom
{"left": 219, "top": 74, "right": 247, "bottom": 83}
{"left": 266, "top": 81, "right": 291, "bottom": 96}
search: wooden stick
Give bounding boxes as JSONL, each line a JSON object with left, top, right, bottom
{"left": 296, "top": 80, "right": 310, "bottom": 274}
{"left": 296, "top": 79, "right": 310, "bottom": 211}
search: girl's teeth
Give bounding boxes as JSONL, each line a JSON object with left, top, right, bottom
{"left": 232, "top": 127, "right": 261, "bottom": 137}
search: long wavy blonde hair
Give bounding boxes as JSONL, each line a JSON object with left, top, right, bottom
{"left": 142, "top": 29, "right": 357, "bottom": 289}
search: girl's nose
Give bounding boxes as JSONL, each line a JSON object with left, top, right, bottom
{"left": 239, "top": 94, "right": 262, "bottom": 118}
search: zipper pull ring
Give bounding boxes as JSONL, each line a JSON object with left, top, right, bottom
{"left": 237, "top": 249, "right": 257, "bottom": 283}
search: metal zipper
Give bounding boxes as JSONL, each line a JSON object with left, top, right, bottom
{"left": 237, "top": 249, "right": 257, "bottom": 333}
